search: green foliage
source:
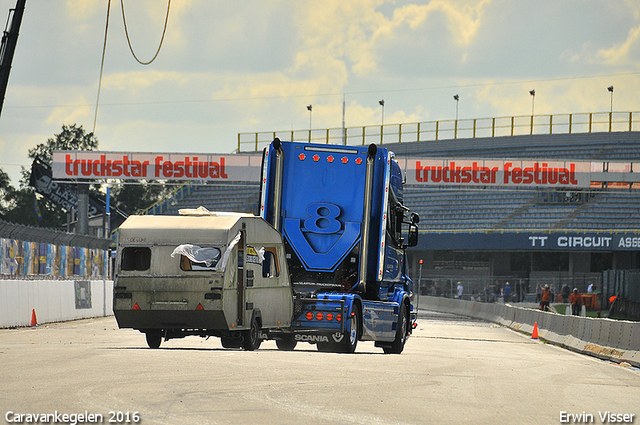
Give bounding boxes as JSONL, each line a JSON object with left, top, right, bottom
{"left": 20, "top": 124, "right": 99, "bottom": 189}
{"left": 2, "top": 123, "right": 176, "bottom": 229}
{"left": 110, "top": 180, "right": 175, "bottom": 216}
{"left": 28, "top": 123, "right": 98, "bottom": 163}
{"left": 0, "top": 168, "right": 16, "bottom": 218}
{"left": 2, "top": 189, "right": 67, "bottom": 229}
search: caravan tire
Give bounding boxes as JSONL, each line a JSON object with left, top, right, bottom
{"left": 242, "top": 316, "right": 262, "bottom": 351}
{"left": 145, "top": 333, "right": 162, "bottom": 349}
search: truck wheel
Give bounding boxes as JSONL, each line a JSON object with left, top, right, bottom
{"left": 342, "top": 304, "right": 360, "bottom": 353}
{"left": 221, "top": 337, "right": 242, "bottom": 349}
{"left": 318, "top": 304, "right": 360, "bottom": 353}
{"left": 145, "top": 333, "right": 162, "bottom": 349}
{"left": 242, "top": 316, "right": 262, "bottom": 351}
{"left": 383, "top": 303, "right": 408, "bottom": 354}
{"left": 275, "top": 337, "right": 297, "bottom": 351}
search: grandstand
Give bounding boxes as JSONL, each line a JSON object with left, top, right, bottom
{"left": 148, "top": 129, "right": 640, "bottom": 304}
{"left": 384, "top": 131, "right": 640, "bottom": 233}
{"left": 158, "top": 182, "right": 261, "bottom": 216}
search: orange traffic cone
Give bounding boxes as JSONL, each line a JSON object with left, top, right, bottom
{"left": 30, "top": 309, "right": 38, "bottom": 327}
{"left": 531, "top": 321, "right": 539, "bottom": 339}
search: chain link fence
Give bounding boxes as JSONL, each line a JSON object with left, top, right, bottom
{"left": 0, "top": 219, "right": 112, "bottom": 280}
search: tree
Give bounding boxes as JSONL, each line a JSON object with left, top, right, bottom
{"left": 110, "top": 180, "right": 175, "bottom": 216}
{"left": 5, "top": 124, "right": 100, "bottom": 228}
{"left": 2, "top": 187, "right": 67, "bottom": 228}
{"left": 0, "top": 167, "right": 16, "bottom": 219}
{"left": 5, "top": 123, "right": 174, "bottom": 229}
{"left": 28, "top": 123, "right": 98, "bottom": 164}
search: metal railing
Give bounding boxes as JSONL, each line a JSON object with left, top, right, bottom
{"left": 143, "top": 183, "right": 197, "bottom": 216}
{"left": 238, "top": 111, "right": 639, "bottom": 152}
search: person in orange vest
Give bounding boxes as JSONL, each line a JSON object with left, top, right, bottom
{"left": 540, "top": 284, "right": 551, "bottom": 311}
{"left": 569, "top": 288, "right": 583, "bottom": 316}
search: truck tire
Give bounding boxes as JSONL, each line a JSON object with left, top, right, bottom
{"left": 145, "top": 333, "right": 162, "bottom": 349}
{"left": 242, "top": 316, "right": 262, "bottom": 351}
{"left": 275, "top": 337, "right": 297, "bottom": 351}
{"left": 342, "top": 303, "right": 360, "bottom": 353}
{"left": 220, "top": 337, "right": 242, "bottom": 349}
{"left": 383, "top": 302, "right": 408, "bottom": 354}
{"left": 317, "top": 304, "right": 360, "bottom": 353}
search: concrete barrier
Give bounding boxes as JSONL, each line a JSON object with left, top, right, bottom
{"left": 0, "top": 279, "right": 114, "bottom": 328}
{"left": 418, "top": 295, "right": 640, "bottom": 367}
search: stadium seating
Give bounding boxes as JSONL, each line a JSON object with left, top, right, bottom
{"left": 153, "top": 131, "right": 640, "bottom": 233}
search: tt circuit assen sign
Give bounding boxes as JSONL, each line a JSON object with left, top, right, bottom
{"left": 421, "top": 232, "right": 640, "bottom": 252}
{"left": 52, "top": 151, "right": 262, "bottom": 182}
{"left": 400, "top": 159, "right": 591, "bottom": 188}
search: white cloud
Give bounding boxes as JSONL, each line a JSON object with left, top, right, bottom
{"left": 597, "top": 23, "right": 640, "bottom": 66}
{"left": 102, "top": 70, "right": 190, "bottom": 93}
{"left": 2, "top": 0, "right": 640, "bottom": 188}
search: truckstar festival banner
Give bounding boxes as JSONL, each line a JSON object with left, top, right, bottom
{"left": 52, "top": 151, "right": 263, "bottom": 182}
{"left": 399, "top": 158, "right": 591, "bottom": 188}
{"left": 54, "top": 151, "right": 595, "bottom": 189}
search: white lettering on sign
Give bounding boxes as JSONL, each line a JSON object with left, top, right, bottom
{"left": 529, "top": 236, "right": 548, "bottom": 247}
{"left": 558, "top": 236, "right": 612, "bottom": 248}
{"left": 618, "top": 237, "right": 640, "bottom": 248}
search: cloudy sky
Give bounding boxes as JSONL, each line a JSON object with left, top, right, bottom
{"left": 1, "top": 0, "right": 639, "bottom": 186}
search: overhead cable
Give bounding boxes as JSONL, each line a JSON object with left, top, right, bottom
{"left": 120, "top": 0, "right": 171, "bottom": 66}
{"left": 93, "top": 0, "right": 111, "bottom": 135}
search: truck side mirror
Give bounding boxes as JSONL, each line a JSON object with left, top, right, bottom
{"left": 406, "top": 223, "right": 418, "bottom": 248}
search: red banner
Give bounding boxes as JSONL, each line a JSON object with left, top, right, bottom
{"left": 53, "top": 151, "right": 624, "bottom": 189}
{"left": 52, "top": 151, "right": 262, "bottom": 182}
{"left": 398, "top": 158, "right": 591, "bottom": 188}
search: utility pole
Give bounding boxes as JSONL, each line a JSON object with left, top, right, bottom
{"left": 0, "top": 0, "right": 26, "bottom": 118}
{"left": 342, "top": 94, "right": 346, "bottom": 145}
{"left": 529, "top": 89, "right": 536, "bottom": 134}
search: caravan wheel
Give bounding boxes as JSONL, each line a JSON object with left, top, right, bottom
{"left": 145, "top": 333, "right": 162, "bottom": 349}
{"left": 242, "top": 316, "right": 262, "bottom": 351}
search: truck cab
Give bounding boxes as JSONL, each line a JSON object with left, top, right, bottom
{"left": 260, "top": 139, "right": 419, "bottom": 353}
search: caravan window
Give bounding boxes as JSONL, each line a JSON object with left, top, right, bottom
{"left": 121, "top": 247, "right": 151, "bottom": 271}
{"left": 180, "top": 256, "right": 221, "bottom": 271}
{"left": 177, "top": 246, "right": 222, "bottom": 271}
{"left": 262, "top": 247, "right": 280, "bottom": 278}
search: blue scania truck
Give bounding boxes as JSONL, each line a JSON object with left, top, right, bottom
{"left": 260, "top": 139, "right": 419, "bottom": 354}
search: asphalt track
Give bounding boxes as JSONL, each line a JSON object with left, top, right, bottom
{"left": 1, "top": 311, "right": 639, "bottom": 425}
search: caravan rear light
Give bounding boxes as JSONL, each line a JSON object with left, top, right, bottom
{"left": 132, "top": 302, "right": 140, "bottom": 310}
{"left": 196, "top": 303, "right": 204, "bottom": 310}
{"left": 305, "top": 312, "right": 314, "bottom": 320}
{"left": 326, "top": 313, "right": 334, "bottom": 321}
{"left": 315, "top": 312, "right": 324, "bottom": 321}
{"left": 336, "top": 313, "right": 342, "bottom": 322}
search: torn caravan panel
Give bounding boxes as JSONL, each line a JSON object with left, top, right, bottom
{"left": 113, "top": 213, "right": 293, "bottom": 348}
